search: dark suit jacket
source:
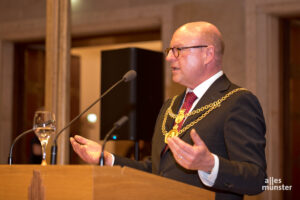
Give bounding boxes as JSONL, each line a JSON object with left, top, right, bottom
{"left": 114, "top": 75, "right": 267, "bottom": 200}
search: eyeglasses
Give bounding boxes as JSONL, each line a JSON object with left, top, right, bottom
{"left": 165, "top": 45, "right": 208, "bottom": 58}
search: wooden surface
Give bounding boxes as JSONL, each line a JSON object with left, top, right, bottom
{"left": 0, "top": 165, "right": 215, "bottom": 200}
{"left": 0, "top": 165, "right": 94, "bottom": 200}
{"left": 94, "top": 166, "right": 215, "bottom": 200}
{"left": 28, "top": 170, "right": 45, "bottom": 200}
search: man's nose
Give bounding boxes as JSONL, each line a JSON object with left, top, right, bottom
{"left": 165, "top": 51, "right": 175, "bottom": 62}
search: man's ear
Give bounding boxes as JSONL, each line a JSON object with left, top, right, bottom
{"left": 204, "top": 46, "right": 215, "bottom": 65}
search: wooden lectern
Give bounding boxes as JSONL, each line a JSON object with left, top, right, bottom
{"left": 0, "top": 165, "right": 215, "bottom": 200}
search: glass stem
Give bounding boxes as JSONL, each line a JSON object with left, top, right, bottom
{"left": 42, "top": 143, "right": 47, "bottom": 161}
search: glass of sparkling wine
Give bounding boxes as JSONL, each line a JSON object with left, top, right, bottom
{"left": 33, "top": 111, "right": 56, "bottom": 166}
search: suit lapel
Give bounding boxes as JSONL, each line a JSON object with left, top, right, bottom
{"left": 165, "top": 92, "right": 185, "bottom": 131}
{"left": 158, "top": 92, "right": 185, "bottom": 155}
{"left": 179, "top": 75, "right": 231, "bottom": 140}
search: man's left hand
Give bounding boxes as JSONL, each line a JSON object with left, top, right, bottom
{"left": 167, "top": 129, "right": 215, "bottom": 173}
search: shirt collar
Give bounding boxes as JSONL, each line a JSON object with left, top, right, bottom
{"left": 186, "top": 70, "right": 224, "bottom": 100}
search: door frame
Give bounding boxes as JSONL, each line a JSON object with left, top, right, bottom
{"left": 245, "top": 1, "right": 300, "bottom": 199}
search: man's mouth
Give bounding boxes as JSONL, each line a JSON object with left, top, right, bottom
{"left": 171, "top": 66, "right": 180, "bottom": 71}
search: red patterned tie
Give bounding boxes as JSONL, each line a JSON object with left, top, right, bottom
{"left": 176, "top": 92, "right": 197, "bottom": 131}
{"left": 161, "top": 92, "right": 197, "bottom": 156}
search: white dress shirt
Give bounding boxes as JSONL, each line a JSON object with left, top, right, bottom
{"left": 183, "top": 70, "right": 223, "bottom": 187}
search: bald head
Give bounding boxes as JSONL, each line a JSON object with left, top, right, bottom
{"left": 166, "top": 21, "right": 225, "bottom": 88}
{"left": 175, "top": 22, "right": 224, "bottom": 65}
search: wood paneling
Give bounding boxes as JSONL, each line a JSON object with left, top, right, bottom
{"left": 0, "top": 165, "right": 215, "bottom": 200}
{"left": 0, "top": 41, "right": 14, "bottom": 164}
{"left": 45, "top": 0, "right": 71, "bottom": 164}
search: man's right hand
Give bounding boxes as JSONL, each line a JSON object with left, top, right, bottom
{"left": 70, "top": 135, "right": 113, "bottom": 166}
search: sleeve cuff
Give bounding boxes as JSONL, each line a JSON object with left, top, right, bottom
{"left": 198, "top": 154, "right": 219, "bottom": 187}
{"left": 110, "top": 153, "right": 115, "bottom": 166}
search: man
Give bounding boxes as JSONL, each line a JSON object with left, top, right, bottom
{"left": 70, "top": 21, "right": 267, "bottom": 200}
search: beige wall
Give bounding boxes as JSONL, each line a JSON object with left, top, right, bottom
{"left": 245, "top": 1, "right": 300, "bottom": 200}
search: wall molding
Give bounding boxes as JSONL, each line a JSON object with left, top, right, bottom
{"left": 245, "top": 1, "right": 300, "bottom": 200}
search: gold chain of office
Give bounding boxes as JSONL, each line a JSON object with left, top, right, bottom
{"left": 162, "top": 88, "right": 247, "bottom": 143}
